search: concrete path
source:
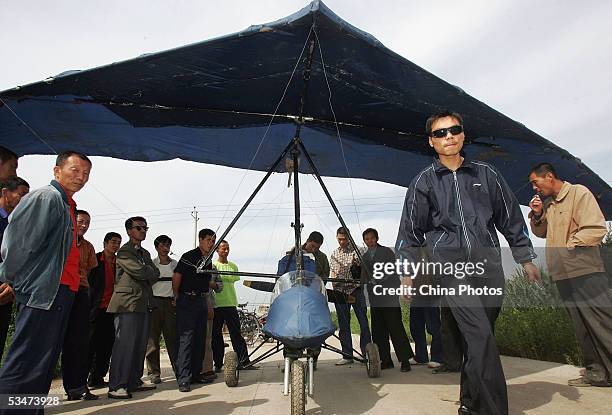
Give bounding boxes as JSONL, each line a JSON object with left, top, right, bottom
{"left": 47, "top": 336, "right": 610, "bottom": 415}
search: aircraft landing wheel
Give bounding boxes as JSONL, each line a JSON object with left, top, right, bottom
{"left": 224, "top": 351, "right": 239, "bottom": 387}
{"left": 365, "top": 342, "right": 381, "bottom": 378}
{"left": 290, "top": 360, "right": 306, "bottom": 415}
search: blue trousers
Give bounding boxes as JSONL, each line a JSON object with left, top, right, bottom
{"left": 409, "top": 304, "right": 443, "bottom": 363}
{"left": 62, "top": 287, "right": 90, "bottom": 395}
{"left": 0, "top": 285, "right": 74, "bottom": 415}
{"left": 335, "top": 287, "right": 371, "bottom": 358}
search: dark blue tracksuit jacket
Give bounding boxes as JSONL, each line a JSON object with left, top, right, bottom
{"left": 395, "top": 157, "right": 536, "bottom": 276}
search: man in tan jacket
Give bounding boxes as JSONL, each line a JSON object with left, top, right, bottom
{"left": 528, "top": 162, "right": 611, "bottom": 387}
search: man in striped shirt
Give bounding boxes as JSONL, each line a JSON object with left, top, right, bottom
{"left": 330, "top": 227, "right": 371, "bottom": 365}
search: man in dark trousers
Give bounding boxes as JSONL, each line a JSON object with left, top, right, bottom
{"left": 0, "top": 176, "right": 29, "bottom": 362}
{"left": 107, "top": 217, "right": 160, "bottom": 399}
{"left": 396, "top": 111, "right": 540, "bottom": 415}
{"left": 362, "top": 228, "right": 414, "bottom": 372}
{"left": 0, "top": 151, "right": 92, "bottom": 415}
{"left": 173, "top": 228, "right": 219, "bottom": 392}
{"left": 330, "top": 227, "right": 371, "bottom": 365}
{"left": 211, "top": 240, "right": 254, "bottom": 371}
{"left": 87, "top": 231, "right": 122, "bottom": 389}
{"left": 62, "top": 209, "right": 98, "bottom": 401}
{"left": 146, "top": 234, "right": 179, "bottom": 383}
{"left": 529, "top": 162, "right": 612, "bottom": 387}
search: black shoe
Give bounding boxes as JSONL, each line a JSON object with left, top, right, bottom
{"left": 178, "top": 382, "right": 191, "bottom": 392}
{"left": 432, "top": 364, "right": 459, "bottom": 374}
{"left": 380, "top": 361, "right": 395, "bottom": 370}
{"left": 66, "top": 392, "right": 82, "bottom": 401}
{"left": 400, "top": 362, "right": 411, "bottom": 372}
{"left": 83, "top": 391, "right": 99, "bottom": 401}
{"left": 201, "top": 371, "right": 218, "bottom": 381}
{"left": 458, "top": 405, "right": 478, "bottom": 414}
{"left": 214, "top": 365, "right": 223, "bottom": 373}
{"left": 191, "top": 376, "right": 214, "bottom": 384}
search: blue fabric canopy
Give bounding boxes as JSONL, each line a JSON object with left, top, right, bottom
{"left": 1, "top": 0, "right": 610, "bottom": 217}
{"left": 264, "top": 285, "right": 335, "bottom": 349}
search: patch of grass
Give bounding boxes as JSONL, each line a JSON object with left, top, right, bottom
{"left": 495, "top": 268, "right": 583, "bottom": 365}
{"left": 329, "top": 268, "right": 586, "bottom": 366}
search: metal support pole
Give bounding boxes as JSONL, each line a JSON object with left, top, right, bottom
{"left": 287, "top": 32, "right": 317, "bottom": 274}
{"left": 283, "top": 358, "right": 291, "bottom": 395}
{"left": 308, "top": 357, "right": 314, "bottom": 396}
{"left": 200, "top": 138, "right": 297, "bottom": 269}
{"left": 291, "top": 144, "right": 303, "bottom": 272}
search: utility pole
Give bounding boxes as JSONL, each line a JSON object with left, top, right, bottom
{"left": 191, "top": 207, "right": 199, "bottom": 248}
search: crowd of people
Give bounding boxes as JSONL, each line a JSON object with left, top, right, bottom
{"left": 0, "top": 109, "right": 610, "bottom": 415}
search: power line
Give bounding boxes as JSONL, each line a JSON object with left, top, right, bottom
{"left": 88, "top": 208, "right": 403, "bottom": 232}
{"left": 87, "top": 194, "right": 407, "bottom": 220}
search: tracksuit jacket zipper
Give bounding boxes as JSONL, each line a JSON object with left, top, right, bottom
{"left": 452, "top": 171, "right": 472, "bottom": 259}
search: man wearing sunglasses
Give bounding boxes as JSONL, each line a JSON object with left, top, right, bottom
{"left": 106, "top": 217, "right": 160, "bottom": 399}
{"left": 396, "top": 111, "right": 540, "bottom": 415}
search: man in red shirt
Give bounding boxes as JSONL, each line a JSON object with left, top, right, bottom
{"left": 0, "top": 151, "right": 91, "bottom": 411}
{"left": 62, "top": 210, "right": 99, "bottom": 400}
{"left": 87, "top": 232, "right": 122, "bottom": 389}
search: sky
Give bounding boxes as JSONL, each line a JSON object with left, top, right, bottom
{"left": 1, "top": 0, "right": 611, "bottom": 306}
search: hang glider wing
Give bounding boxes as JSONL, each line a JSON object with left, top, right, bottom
{"left": 1, "top": 0, "right": 609, "bottom": 216}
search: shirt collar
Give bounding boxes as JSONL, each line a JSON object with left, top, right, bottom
{"left": 0, "top": 207, "right": 8, "bottom": 219}
{"left": 50, "top": 180, "right": 72, "bottom": 206}
{"left": 100, "top": 252, "right": 116, "bottom": 262}
{"left": 555, "top": 182, "right": 572, "bottom": 202}
{"left": 432, "top": 155, "right": 476, "bottom": 173}
{"left": 336, "top": 245, "right": 353, "bottom": 254}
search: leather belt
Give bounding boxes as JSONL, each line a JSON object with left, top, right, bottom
{"left": 181, "top": 291, "right": 207, "bottom": 298}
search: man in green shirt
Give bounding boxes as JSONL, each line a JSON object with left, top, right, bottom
{"left": 212, "top": 240, "right": 256, "bottom": 371}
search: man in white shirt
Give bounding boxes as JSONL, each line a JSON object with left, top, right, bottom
{"left": 145, "top": 235, "right": 178, "bottom": 384}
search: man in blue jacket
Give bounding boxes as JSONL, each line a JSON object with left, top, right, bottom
{"left": 0, "top": 175, "right": 29, "bottom": 362}
{"left": 0, "top": 151, "right": 91, "bottom": 412}
{"left": 396, "top": 111, "right": 540, "bottom": 415}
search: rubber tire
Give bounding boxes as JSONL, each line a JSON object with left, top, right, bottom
{"left": 365, "top": 342, "right": 381, "bottom": 378}
{"left": 224, "top": 351, "right": 239, "bottom": 387}
{"left": 290, "top": 360, "right": 306, "bottom": 415}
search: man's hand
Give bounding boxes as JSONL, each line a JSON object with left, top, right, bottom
{"left": 529, "top": 194, "right": 543, "bottom": 216}
{"left": 0, "top": 283, "right": 15, "bottom": 305}
{"left": 522, "top": 262, "right": 541, "bottom": 283}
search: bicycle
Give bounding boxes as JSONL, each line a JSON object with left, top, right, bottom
{"left": 237, "top": 303, "right": 264, "bottom": 346}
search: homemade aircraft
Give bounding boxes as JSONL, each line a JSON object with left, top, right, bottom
{"left": 2, "top": 1, "right": 611, "bottom": 414}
